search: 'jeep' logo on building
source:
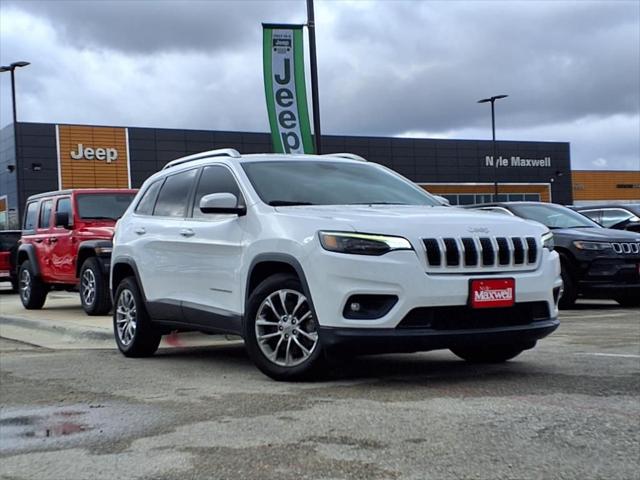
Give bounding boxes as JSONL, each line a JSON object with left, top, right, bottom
{"left": 70, "top": 143, "right": 118, "bottom": 163}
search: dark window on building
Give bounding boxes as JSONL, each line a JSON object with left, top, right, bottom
{"left": 23, "top": 202, "right": 38, "bottom": 231}
{"left": 457, "top": 194, "right": 475, "bottom": 205}
{"left": 192, "top": 166, "right": 243, "bottom": 218}
{"left": 153, "top": 169, "right": 198, "bottom": 217}
{"left": 524, "top": 194, "right": 541, "bottom": 201}
{"left": 135, "top": 180, "right": 163, "bottom": 216}
{"left": 509, "top": 194, "right": 524, "bottom": 201}
{"left": 616, "top": 184, "right": 640, "bottom": 189}
{"left": 56, "top": 198, "right": 72, "bottom": 226}
{"left": 39, "top": 200, "right": 53, "bottom": 229}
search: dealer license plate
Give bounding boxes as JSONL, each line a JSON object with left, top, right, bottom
{"left": 470, "top": 278, "right": 515, "bottom": 309}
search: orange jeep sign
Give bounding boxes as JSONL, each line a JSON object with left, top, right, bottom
{"left": 56, "top": 125, "right": 131, "bottom": 189}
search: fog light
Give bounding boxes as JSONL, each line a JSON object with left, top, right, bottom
{"left": 343, "top": 295, "right": 398, "bottom": 319}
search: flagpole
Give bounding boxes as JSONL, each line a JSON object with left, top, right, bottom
{"left": 306, "top": 0, "right": 322, "bottom": 154}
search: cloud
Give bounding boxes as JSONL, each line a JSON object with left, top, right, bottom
{"left": 1, "top": 0, "right": 638, "bottom": 170}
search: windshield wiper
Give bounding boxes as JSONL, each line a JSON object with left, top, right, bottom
{"left": 268, "top": 201, "right": 315, "bottom": 206}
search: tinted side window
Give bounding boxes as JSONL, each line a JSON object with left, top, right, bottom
{"left": 56, "top": 198, "right": 73, "bottom": 226}
{"left": 192, "top": 166, "right": 243, "bottom": 218}
{"left": 39, "top": 200, "right": 53, "bottom": 229}
{"left": 601, "top": 209, "right": 632, "bottom": 228}
{"left": 24, "top": 202, "right": 38, "bottom": 231}
{"left": 580, "top": 210, "right": 602, "bottom": 224}
{"left": 135, "top": 180, "right": 163, "bottom": 215}
{"left": 153, "top": 169, "right": 197, "bottom": 217}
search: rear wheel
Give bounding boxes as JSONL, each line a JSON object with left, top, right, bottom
{"left": 450, "top": 343, "right": 531, "bottom": 363}
{"left": 80, "top": 257, "right": 112, "bottom": 316}
{"left": 113, "top": 277, "right": 161, "bottom": 357}
{"left": 18, "top": 260, "right": 48, "bottom": 309}
{"left": 244, "top": 273, "right": 324, "bottom": 381}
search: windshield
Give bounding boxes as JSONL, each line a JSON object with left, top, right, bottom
{"left": 509, "top": 203, "right": 600, "bottom": 229}
{"left": 241, "top": 161, "right": 439, "bottom": 206}
{"left": 77, "top": 193, "right": 136, "bottom": 220}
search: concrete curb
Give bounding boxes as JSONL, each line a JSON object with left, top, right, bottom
{"left": 0, "top": 315, "right": 112, "bottom": 341}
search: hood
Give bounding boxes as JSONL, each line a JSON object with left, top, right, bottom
{"left": 552, "top": 227, "right": 640, "bottom": 242}
{"left": 274, "top": 205, "right": 547, "bottom": 238}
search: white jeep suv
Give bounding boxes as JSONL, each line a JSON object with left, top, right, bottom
{"left": 111, "top": 149, "right": 562, "bottom": 380}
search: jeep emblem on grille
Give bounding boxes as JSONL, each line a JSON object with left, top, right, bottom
{"left": 468, "top": 227, "right": 490, "bottom": 234}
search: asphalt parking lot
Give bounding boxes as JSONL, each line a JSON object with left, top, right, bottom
{"left": 0, "top": 289, "right": 639, "bottom": 480}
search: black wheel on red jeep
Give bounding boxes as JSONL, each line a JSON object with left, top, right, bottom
{"left": 450, "top": 343, "right": 532, "bottom": 363}
{"left": 18, "top": 260, "right": 48, "bottom": 309}
{"left": 80, "top": 257, "right": 112, "bottom": 316}
{"left": 113, "top": 276, "right": 161, "bottom": 357}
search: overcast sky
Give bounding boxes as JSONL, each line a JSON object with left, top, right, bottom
{"left": 1, "top": 0, "right": 638, "bottom": 170}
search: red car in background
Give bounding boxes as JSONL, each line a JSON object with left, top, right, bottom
{"left": 17, "top": 189, "right": 137, "bottom": 315}
{"left": 0, "top": 230, "right": 21, "bottom": 291}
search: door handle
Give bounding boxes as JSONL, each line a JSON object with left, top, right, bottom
{"left": 49, "top": 237, "right": 58, "bottom": 244}
{"left": 34, "top": 239, "right": 43, "bottom": 243}
{"left": 180, "top": 229, "right": 195, "bottom": 237}
{"left": 134, "top": 227, "right": 146, "bottom": 235}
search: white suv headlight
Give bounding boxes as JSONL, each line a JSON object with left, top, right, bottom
{"left": 319, "top": 231, "right": 413, "bottom": 256}
{"left": 542, "top": 231, "right": 554, "bottom": 251}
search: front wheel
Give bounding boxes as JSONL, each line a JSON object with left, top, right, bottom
{"left": 80, "top": 257, "right": 112, "bottom": 316}
{"left": 113, "top": 277, "right": 161, "bottom": 357}
{"left": 18, "top": 260, "right": 48, "bottom": 309}
{"left": 558, "top": 261, "right": 577, "bottom": 309}
{"left": 450, "top": 343, "right": 531, "bottom": 363}
{"left": 244, "top": 273, "right": 324, "bottom": 381}
{"left": 615, "top": 295, "right": 640, "bottom": 308}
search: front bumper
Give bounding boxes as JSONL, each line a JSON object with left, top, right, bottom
{"left": 304, "top": 248, "right": 562, "bottom": 329}
{"left": 320, "top": 318, "right": 559, "bottom": 354}
{"left": 578, "top": 257, "right": 640, "bottom": 298}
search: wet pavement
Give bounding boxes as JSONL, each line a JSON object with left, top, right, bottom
{"left": 0, "top": 301, "right": 639, "bottom": 480}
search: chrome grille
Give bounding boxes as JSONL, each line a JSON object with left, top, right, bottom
{"left": 422, "top": 236, "right": 539, "bottom": 271}
{"left": 611, "top": 242, "right": 640, "bottom": 255}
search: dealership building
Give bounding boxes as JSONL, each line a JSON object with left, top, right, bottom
{"left": 0, "top": 121, "right": 637, "bottom": 228}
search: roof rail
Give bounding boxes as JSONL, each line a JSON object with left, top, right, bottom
{"left": 162, "top": 148, "right": 241, "bottom": 170}
{"left": 322, "top": 152, "right": 367, "bottom": 162}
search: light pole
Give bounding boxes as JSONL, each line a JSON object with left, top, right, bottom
{"left": 477, "top": 94, "right": 508, "bottom": 201}
{"left": 306, "top": 0, "right": 322, "bottom": 154}
{"left": 1, "top": 61, "right": 30, "bottom": 223}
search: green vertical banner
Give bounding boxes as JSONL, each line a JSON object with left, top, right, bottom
{"left": 263, "top": 24, "right": 314, "bottom": 154}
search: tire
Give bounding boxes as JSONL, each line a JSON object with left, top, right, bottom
{"left": 615, "top": 295, "right": 640, "bottom": 308}
{"left": 558, "top": 260, "right": 578, "bottom": 310}
{"left": 10, "top": 276, "right": 19, "bottom": 293}
{"left": 113, "top": 276, "right": 161, "bottom": 357}
{"left": 244, "top": 273, "right": 325, "bottom": 381}
{"left": 18, "top": 260, "right": 48, "bottom": 309}
{"left": 80, "top": 257, "right": 112, "bottom": 316}
{"left": 450, "top": 343, "right": 531, "bottom": 363}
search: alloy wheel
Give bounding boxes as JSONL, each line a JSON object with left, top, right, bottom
{"left": 255, "top": 289, "right": 319, "bottom": 367}
{"left": 115, "top": 288, "right": 137, "bottom": 346}
{"left": 19, "top": 268, "right": 31, "bottom": 303}
{"left": 81, "top": 268, "right": 96, "bottom": 306}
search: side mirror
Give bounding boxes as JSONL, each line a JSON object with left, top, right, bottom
{"left": 55, "top": 211, "right": 72, "bottom": 229}
{"left": 199, "top": 193, "right": 246, "bottom": 216}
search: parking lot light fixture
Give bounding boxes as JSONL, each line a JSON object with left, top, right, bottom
{"left": 477, "top": 94, "right": 509, "bottom": 201}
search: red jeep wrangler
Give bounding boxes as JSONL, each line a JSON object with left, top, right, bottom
{"left": 17, "top": 189, "right": 137, "bottom": 315}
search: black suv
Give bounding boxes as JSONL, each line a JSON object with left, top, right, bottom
{"left": 572, "top": 204, "right": 640, "bottom": 233}
{"left": 466, "top": 202, "right": 640, "bottom": 308}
